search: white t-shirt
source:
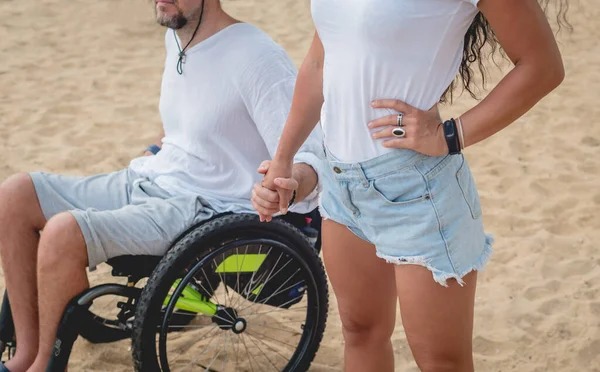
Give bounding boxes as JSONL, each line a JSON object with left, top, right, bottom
{"left": 312, "top": 0, "right": 480, "bottom": 162}
{"left": 129, "top": 23, "right": 323, "bottom": 214}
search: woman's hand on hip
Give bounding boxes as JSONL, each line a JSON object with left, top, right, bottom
{"left": 368, "top": 100, "right": 448, "bottom": 157}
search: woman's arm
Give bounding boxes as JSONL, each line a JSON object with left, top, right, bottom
{"left": 459, "top": 0, "right": 565, "bottom": 147}
{"left": 369, "top": 0, "right": 565, "bottom": 155}
{"left": 273, "top": 31, "right": 325, "bottom": 163}
{"left": 260, "top": 31, "right": 326, "bottom": 214}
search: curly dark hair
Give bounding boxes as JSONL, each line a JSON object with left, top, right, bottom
{"left": 441, "top": 0, "right": 571, "bottom": 103}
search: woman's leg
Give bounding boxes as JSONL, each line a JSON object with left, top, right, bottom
{"left": 322, "top": 219, "right": 397, "bottom": 372}
{"left": 395, "top": 265, "right": 477, "bottom": 372}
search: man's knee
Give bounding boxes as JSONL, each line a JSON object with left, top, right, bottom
{"left": 0, "top": 172, "right": 44, "bottom": 229}
{"left": 38, "top": 212, "right": 87, "bottom": 269}
{"left": 340, "top": 312, "right": 394, "bottom": 348}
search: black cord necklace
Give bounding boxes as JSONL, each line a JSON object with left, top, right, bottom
{"left": 173, "top": 0, "right": 205, "bottom": 75}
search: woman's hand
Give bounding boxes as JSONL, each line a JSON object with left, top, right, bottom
{"left": 368, "top": 100, "right": 448, "bottom": 157}
{"left": 254, "top": 160, "right": 296, "bottom": 221}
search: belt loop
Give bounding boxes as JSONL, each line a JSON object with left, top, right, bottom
{"left": 355, "top": 164, "right": 369, "bottom": 188}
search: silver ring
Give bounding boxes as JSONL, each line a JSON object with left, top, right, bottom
{"left": 392, "top": 127, "right": 406, "bottom": 137}
{"left": 396, "top": 113, "right": 404, "bottom": 127}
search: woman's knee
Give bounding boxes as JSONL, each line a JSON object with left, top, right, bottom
{"left": 340, "top": 312, "right": 395, "bottom": 347}
{"left": 415, "top": 355, "right": 474, "bottom": 372}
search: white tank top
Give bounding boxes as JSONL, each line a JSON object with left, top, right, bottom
{"left": 312, "top": 0, "right": 480, "bottom": 162}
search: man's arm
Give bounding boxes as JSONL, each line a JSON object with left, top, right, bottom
{"left": 291, "top": 163, "right": 318, "bottom": 203}
{"left": 142, "top": 129, "right": 165, "bottom": 156}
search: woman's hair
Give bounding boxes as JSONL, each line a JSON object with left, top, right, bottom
{"left": 441, "top": 0, "right": 571, "bottom": 103}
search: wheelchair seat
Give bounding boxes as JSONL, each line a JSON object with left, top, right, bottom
{"left": 106, "top": 255, "right": 161, "bottom": 279}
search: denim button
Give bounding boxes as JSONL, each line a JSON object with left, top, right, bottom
{"left": 333, "top": 167, "right": 343, "bottom": 174}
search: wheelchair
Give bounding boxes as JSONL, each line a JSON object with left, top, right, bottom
{"left": 0, "top": 211, "right": 329, "bottom": 371}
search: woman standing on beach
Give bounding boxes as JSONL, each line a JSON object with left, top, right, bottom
{"left": 255, "top": 0, "right": 569, "bottom": 370}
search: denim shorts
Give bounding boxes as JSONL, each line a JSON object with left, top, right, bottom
{"left": 318, "top": 146, "right": 493, "bottom": 286}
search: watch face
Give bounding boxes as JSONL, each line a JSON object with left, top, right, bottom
{"left": 444, "top": 120, "right": 456, "bottom": 138}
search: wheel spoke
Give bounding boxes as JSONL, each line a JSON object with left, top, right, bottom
{"left": 240, "top": 333, "right": 257, "bottom": 372}
{"left": 244, "top": 329, "right": 281, "bottom": 371}
{"left": 245, "top": 331, "right": 292, "bottom": 366}
{"left": 249, "top": 322, "right": 301, "bottom": 334}
{"left": 168, "top": 323, "right": 230, "bottom": 330}
{"left": 185, "top": 331, "right": 226, "bottom": 372}
{"left": 232, "top": 245, "right": 248, "bottom": 309}
{"left": 169, "top": 324, "right": 219, "bottom": 365}
{"left": 239, "top": 270, "right": 301, "bottom": 313}
{"left": 245, "top": 329, "right": 297, "bottom": 350}
{"left": 237, "top": 245, "right": 271, "bottom": 304}
{"left": 234, "top": 334, "right": 240, "bottom": 371}
{"left": 245, "top": 305, "right": 308, "bottom": 318}
{"left": 242, "top": 284, "right": 305, "bottom": 314}
{"left": 221, "top": 333, "right": 233, "bottom": 371}
{"left": 240, "top": 255, "right": 293, "bottom": 311}
{"left": 202, "top": 331, "right": 228, "bottom": 371}
{"left": 245, "top": 251, "right": 286, "bottom": 305}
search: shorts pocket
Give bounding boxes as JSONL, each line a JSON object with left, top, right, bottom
{"left": 456, "top": 159, "right": 482, "bottom": 219}
{"left": 369, "top": 170, "right": 430, "bottom": 206}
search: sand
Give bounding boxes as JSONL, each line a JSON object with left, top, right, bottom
{"left": 0, "top": 0, "right": 599, "bottom": 371}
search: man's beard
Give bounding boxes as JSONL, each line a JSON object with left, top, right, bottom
{"left": 156, "top": 5, "right": 188, "bottom": 29}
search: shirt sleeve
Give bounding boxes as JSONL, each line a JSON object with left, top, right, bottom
{"left": 235, "top": 43, "right": 324, "bottom": 213}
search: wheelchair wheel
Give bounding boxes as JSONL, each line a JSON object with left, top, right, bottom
{"left": 132, "top": 213, "right": 328, "bottom": 372}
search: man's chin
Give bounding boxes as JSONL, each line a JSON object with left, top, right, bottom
{"left": 156, "top": 13, "right": 187, "bottom": 29}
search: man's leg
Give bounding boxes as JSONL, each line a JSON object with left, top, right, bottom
{"left": 26, "top": 180, "right": 213, "bottom": 372}
{"left": 0, "top": 174, "right": 47, "bottom": 371}
{"left": 28, "top": 213, "right": 89, "bottom": 372}
{"left": 0, "top": 170, "right": 132, "bottom": 372}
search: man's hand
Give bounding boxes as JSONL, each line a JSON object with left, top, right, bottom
{"left": 253, "top": 160, "right": 297, "bottom": 222}
{"left": 259, "top": 158, "right": 294, "bottom": 214}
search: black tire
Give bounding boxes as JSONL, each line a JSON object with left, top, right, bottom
{"left": 131, "top": 213, "right": 328, "bottom": 372}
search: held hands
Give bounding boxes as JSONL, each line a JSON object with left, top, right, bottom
{"left": 369, "top": 100, "right": 448, "bottom": 157}
{"left": 252, "top": 160, "right": 296, "bottom": 222}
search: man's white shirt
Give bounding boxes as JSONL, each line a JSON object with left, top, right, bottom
{"left": 130, "top": 23, "right": 323, "bottom": 214}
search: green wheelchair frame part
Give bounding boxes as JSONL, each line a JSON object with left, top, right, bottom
{"left": 162, "top": 253, "right": 268, "bottom": 317}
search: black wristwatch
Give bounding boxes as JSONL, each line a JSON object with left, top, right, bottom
{"left": 287, "top": 190, "right": 297, "bottom": 208}
{"left": 442, "top": 119, "right": 462, "bottom": 155}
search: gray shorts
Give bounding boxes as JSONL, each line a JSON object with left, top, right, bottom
{"left": 30, "top": 168, "right": 217, "bottom": 270}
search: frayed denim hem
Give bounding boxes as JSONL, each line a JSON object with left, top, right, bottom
{"left": 376, "top": 233, "right": 495, "bottom": 287}
{"left": 317, "top": 193, "right": 331, "bottom": 220}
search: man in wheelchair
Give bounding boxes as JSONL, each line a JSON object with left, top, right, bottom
{"left": 0, "top": 1, "right": 324, "bottom": 371}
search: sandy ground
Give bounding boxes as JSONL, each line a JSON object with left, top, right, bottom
{"left": 0, "top": 0, "right": 599, "bottom": 371}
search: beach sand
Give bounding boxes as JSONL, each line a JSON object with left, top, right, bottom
{"left": 0, "top": 0, "right": 599, "bottom": 371}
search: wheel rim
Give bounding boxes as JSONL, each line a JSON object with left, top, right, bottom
{"left": 158, "top": 238, "right": 320, "bottom": 372}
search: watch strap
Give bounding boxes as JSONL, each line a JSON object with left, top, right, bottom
{"left": 145, "top": 144, "right": 161, "bottom": 155}
{"left": 443, "top": 119, "right": 461, "bottom": 155}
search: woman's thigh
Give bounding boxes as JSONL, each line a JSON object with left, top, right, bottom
{"left": 322, "top": 219, "right": 397, "bottom": 336}
{"left": 395, "top": 265, "right": 477, "bottom": 370}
